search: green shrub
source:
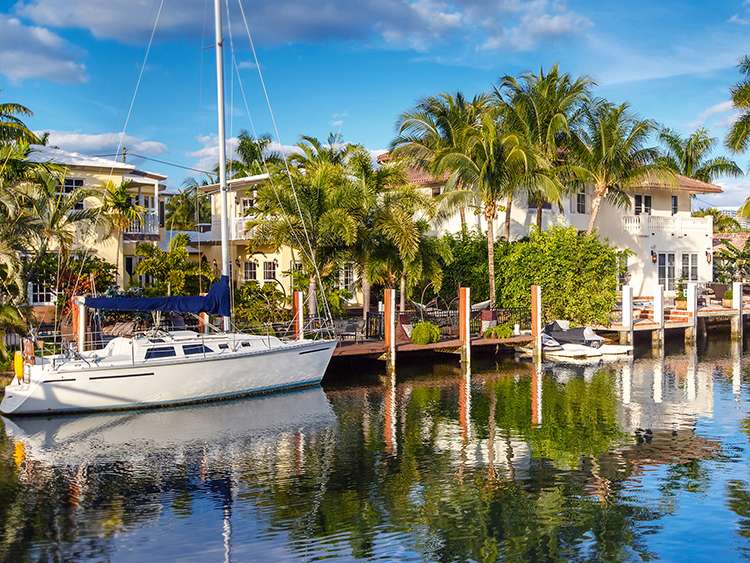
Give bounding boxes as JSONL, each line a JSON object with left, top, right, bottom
{"left": 725, "top": 289, "right": 734, "bottom": 300}
{"left": 410, "top": 321, "right": 441, "bottom": 344}
{"left": 483, "top": 323, "right": 513, "bottom": 339}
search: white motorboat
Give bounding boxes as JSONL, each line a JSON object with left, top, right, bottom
{"left": 517, "top": 320, "right": 632, "bottom": 361}
{"left": 1, "top": 0, "right": 337, "bottom": 416}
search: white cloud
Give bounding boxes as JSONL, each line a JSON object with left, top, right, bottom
{"left": 704, "top": 175, "right": 750, "bottom": 207}
{"left": 189, "top": 134, "right": 301, "bottom": 172}
{"left": 14, "top": 0, "right": 590, "bottom": 54}
{"left": 689, "top": 100, "right": 736, "bottom": 129}
{"left": 42, "top": 130, "right": 167, "bottom": 156}
{"left": 0, "top": 15, "right": 86, "bottom": 83}
{"left": 729, "top": 0, "right": 750, "bottom": 24}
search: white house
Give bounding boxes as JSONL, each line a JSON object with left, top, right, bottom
{"left": 379, "top": 154, "right": 721, "bottom": 296}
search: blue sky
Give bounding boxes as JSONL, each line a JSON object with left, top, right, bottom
{"left": 2, "top": 0, "right": 750, "bottom": 205}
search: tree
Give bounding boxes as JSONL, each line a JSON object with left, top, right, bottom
{"left": 726, "top": 55, "right": 750, "bottom": 154}
{"left": 497, "top": 65, "right": 592, "bottom": 231}
{"left": 658, "top": 128, "right": 742, "bottom": 183}
{"left": 392, "top": 92, "right": 490, "bottom": 235}
{"left": 247, "top": 158, "right": 359, "bottom": 317}
{"left": 573, "top": 101, "right": 672, "bottom": 234}
{"left": 438, "top": 110, "right": 555, "bottom": 308}
{"left": 165, "top": 177, "right": 212, "bottom": 231}
{"left": 228, "top": 131, "right": 281, "bottom": 178}
{"left": 133, "top": 233, "right": 207, "bottom": 295}
{"left": 101, "top": 180, "right": 146, "bottom": 285}
{"left": 692, "top": 208, "right": 741, "bottom": 233}
{"left": 0, "top": 96, "right": 39, "bottom": 144}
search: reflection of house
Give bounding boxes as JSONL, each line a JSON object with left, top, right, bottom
{"left": 25, "top": 145, "right": 169, "bottom": 301}
{"left": 379, "top": 153, "right": 720, "bottom": 295}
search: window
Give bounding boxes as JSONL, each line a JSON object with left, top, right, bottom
{"left": 671, "top": 195, "right": 679, "bottom": 216}
{"left": 576, "top": 192, "right": 586, "bottom": 214}
{"left": 682, "top": 253, "right": 698, "bottom": 282}
{"left": 218, "top": 343, "right": 229, "bottom": 350}
{"left": 29, "top": 282, "right": 54, "bottom": 305}
{"left": 240, "top": 196, "right": 255, "bottom": 216}
{"left": 292, "top": 261, "right": 303, "bottom": 273}
{"left": 159, "top": 200, "right": 166, "bottom": 227}
{"left": 618, "top": 254, "right": 628, "bottom": 289}
{"left": 59, "top": 178, "right": 85, "bottom": 210}
{"left": 244, "top": 261, "right": 257, "bottom": 281}
{"left": 145, "top": 346, "right": 176, "bottom": 360}
{"left": 657, "top": 252, "right": 676, "bottom": 291}
{"left": 183, "top": 344, "right": 212, "bottom": 356}
{"left": 634, "top": 194, "right": 652, "bottom": 215}
{"left": 263, "top": 261, "right": 276, "bottom": 280}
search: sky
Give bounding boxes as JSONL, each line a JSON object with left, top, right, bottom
{"left": 2, "top": 0, "right": 750, "bottom": 206}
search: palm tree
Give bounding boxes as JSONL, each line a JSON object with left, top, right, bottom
{"left": 692, "top": 208, "right": 741, "bottom": 233}
{"left": 133, "top": 233, "right": 202, "bottom": 295}
{"left": 247, "top": 159, "right": 360, "bottom": 317}
{"left": 289, "top": 132, "right": 356, "bottom": 169}
{"left": 392, "top": 92, "right": 490, "bottom": 235}
{"left": 497, "top": 65, "right": 593, "bottom": 231}
{"left": 438, "top": 110, "right": 556, "bottom": 308}
{"left": 0, "top": 96, "right": 39, "bottom": 144}
{"left": 726, "top": 55, "right": 750, "bottom": 154}
{"left": 573, "top": 101, "right": 672, "bottom": 234}
{"left": 658, "top": 128, "right": 742, "bottom": 182}
{"left": 101, "top": 180, "right": 146, "bottom": 286}
{"left": 165, "top": 176, "right": 213, "bottom": 231}
{"left": 227, "top": 131, "right": 281, "bottom": 178}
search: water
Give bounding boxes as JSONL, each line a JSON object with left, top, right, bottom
{"left": 2, "top": 335, "right": 750, "bottom": 561}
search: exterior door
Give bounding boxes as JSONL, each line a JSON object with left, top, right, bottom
{"left": 658, "top": 252, "right": 676, "bottom": 291}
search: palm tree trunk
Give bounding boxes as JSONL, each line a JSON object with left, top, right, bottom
{"left": 586, "top": 190, "right": 604, "bottom": 234}
{"left": 399, "top": 275, "right": 406, "bottom": 312}
{"left": 116, "top": 231, "right": 123, "bottom": 289}
{"left": 536, "top": 204, "right": 543, "bottom": 231}
{"left": 308, "top": 275, "right": 318, "bottom": 318}
{"left": 361, "top": 272, "right": 371, "bottom": 322}
{"left": 503, "top": 193, "right": 513, "bottom": 240}
{"left": 458, "top": 206, "right": 468, "bottom": 237}
{"left": 486, "top": 205, "right": 497, "bottom": 309}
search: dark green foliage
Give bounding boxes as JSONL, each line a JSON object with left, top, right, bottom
{"left": 496, "top": 227, "right": 622, "bottom": 325}
{"left": 439, "top": 231, "right": 493, "bottom": 304}
{"left": 483, "top": 323, "right": 513, "bottom": 339}
{"left": 233, "top": 281, "right": 289, "bottom": 330}
{"left": 410, "top": 320, "right": 441, "bottom": 344}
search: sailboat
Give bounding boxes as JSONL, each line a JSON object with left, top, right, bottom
{"left": 0, "top": 0, "right": 337, "bottom": 415}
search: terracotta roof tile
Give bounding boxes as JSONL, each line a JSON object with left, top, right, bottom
{"left": 640, "top": 174, "right": 722, "bottom": 194}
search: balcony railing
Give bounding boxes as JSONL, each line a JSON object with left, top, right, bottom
{"left": 210, "top": 217, "right": 255, "bottom": 240}
{"left": 125, "top": 213, "right": 159, "bottom": 235}
{"left": 622, "top": 215, "right": 712, "bottom": 236}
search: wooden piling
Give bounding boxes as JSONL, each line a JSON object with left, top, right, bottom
{"left": 458, "top": 287, "right": 471, "bottom": 366}
{"left": 685, "top": 282, "right": 698, "bottom": 345}
{"left": 531, "top": 285, "right": 542, "bottom": 357}
{"left": 384, "top": 288, "right": 396, "bottom": 370}
{"left": 621, "top": 285, "right": 633, "bottom": 345}
{"left": 732, "top": 281, "right": 743, "bottom": 340}
{"left": 292, "top": 290, "right": 305, "bottom": 340}
{"left": 652, "top": 284, "right": 664, "bottom": 349}
{"left": 76, "top": 297, "right": 86, "bottom": 353}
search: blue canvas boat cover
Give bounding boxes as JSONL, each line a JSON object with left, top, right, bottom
{"left": 85, "top": 276, "right": 231, "bottom": 317}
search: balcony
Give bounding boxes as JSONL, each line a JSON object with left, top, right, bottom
{"left": 210, "top": 217, "right": 256, "bottom": 241}
{"left": 622, "top": 215, "right": 712, "bottom": 237}
{"left": 124, "top": 213, "right": 159, "bottom": 237}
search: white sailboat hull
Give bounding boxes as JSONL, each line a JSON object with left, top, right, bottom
{"left": 1, "top": 339, "right": 336, "bottom": 415}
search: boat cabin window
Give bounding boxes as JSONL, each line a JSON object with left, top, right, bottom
{"left": 183, "top": 344, "right": 212, "bottom": 356}
{"left": 218, "top": 343, "right": 229, "bottom": 349}
{"left": 145, "top": 346, "right": 176, "bottom": 360}
{"left": 241, "top": 341, "right": 251, "bottom": 347}
{"left": 149, "top": 338, "right": 165, "bottom": 343}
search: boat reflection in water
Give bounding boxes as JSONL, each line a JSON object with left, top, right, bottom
{"left": 1, "top": 344, "right": 748, "bottom": 561}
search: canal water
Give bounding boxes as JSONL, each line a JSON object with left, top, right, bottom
{"left": 1, "top": 334, "right": 750, "bottom": 561}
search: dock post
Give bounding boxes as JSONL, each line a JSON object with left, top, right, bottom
{"left": 384, "top": 288, "right": 396, "bottom": 371}
{"left": 732, "top": 281, "right": 744, "bottom": 340}
{"left": 621, "top": 285, "right": 633, "bottom": 345}
{"left": 458, "top": 287, "right": 471, "bottom": 366}
{"left": 531, "top": 285, "right": 542, "bottom": 357}
{"left": 685, "top": 282, "right": 698, "bottom": 345}
{"left": 76, "top": 297, "right": 87, "bottom": 353}
{"left": 652, "top": 284, "right": 664, "bottom": 349}
{"left": 292, "top": 290, "right": 305, "bottom": 340}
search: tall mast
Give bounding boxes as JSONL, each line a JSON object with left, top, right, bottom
{"left": 213, "top": 0, "right": 231, "bottom": 331}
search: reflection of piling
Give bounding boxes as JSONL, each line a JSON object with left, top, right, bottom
{"left": 458, "top": 287, "right": 471, "bottom": 366}
{"left": 530, "top": 358, "right": 542, "bottom": 426}
{"left": 732, "top": 338, "right": 742, "bottom": 398}
{"left": 292, "top": 291, "right": 304, "bottom": 340}
{"left": 383, "top": 369, "right": 396, "bottom": 455}
{"left": 531, "top": 285, "right": 542, "bottom": 357}
{"left": 458, "top": 364, "right": 470, "bottom": 444}
{"left": 731, "top": 282, "right": 744, "bottom": 340}
{"left": 384, "top": 288, "right": 396, "bottom": 370}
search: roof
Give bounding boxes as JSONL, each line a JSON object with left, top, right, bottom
{"left": 640, "top": 173, "right": 723, "bottom": 194}
{"left": 199, "top": 174, "right": 270, "bottom": 195}
{"left": 377, "top": 151, "right": 447, "bottom": 187}
{"left": 27, "top": 145, "right": 134, "bottom": 171}
{"left": 713, "top": 231, "right": 750, "bottom": 251}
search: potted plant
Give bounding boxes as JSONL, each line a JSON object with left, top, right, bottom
{"left": 674, "top": 277, "right": 687, "bottom": 310}
{"left": 723, "top": 288, "right": 734, "bottom": 309}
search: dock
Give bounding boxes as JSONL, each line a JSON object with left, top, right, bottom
{"left": 333, "top": 334, "right": 531, "bottom": 359}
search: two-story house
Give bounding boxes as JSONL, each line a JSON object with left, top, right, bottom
{"left": 26, "top": 145, "right": 169, "bottom": 304}
{"left": 379, "top": 153, "right": 720, "bottom": 296}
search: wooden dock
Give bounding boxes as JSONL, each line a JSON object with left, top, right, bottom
{"left": 333, "top": 334, "right": 531, "bottom": 359}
